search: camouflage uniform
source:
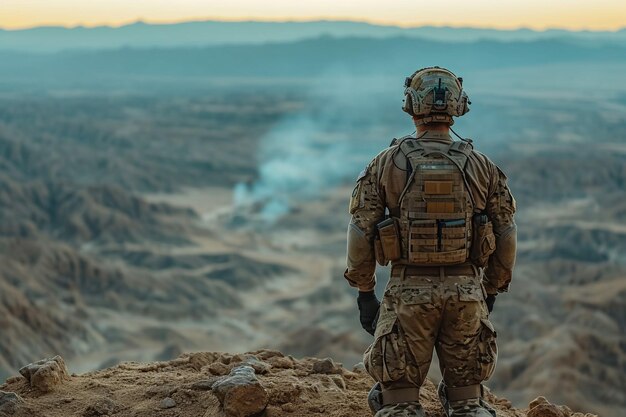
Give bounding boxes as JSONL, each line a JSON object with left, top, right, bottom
{"left": 345, "top": 132, "right": 517, "bottom": 416}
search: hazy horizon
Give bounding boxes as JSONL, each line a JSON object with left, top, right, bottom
{"left": 2, "top": 0, "right": 626, "bottom": 31}
{"left": 1, "top": 17, "right": 625, "bottom": 32}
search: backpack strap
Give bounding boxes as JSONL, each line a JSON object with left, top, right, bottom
{"left": 446, "top": 140, "right": 472, "bottom": 172}
{"left": 398, "top": 139, "right": 426, "bottom": 170}
{"left": 449, "top": 139, "right": 473, "bottom": 153}
{"left": 396, "top": 138, "right": 425, "bottom": 189}
{"left": 390, "top": 134, "right": 415, "bottom": 147}
{"left": 445, "top": 141, "right": 476, "bottom": 209}
{"left": 397, "top": 139, "right": 427, "bottom": 204}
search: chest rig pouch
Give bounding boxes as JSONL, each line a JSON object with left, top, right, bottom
{"left": 395, "top": 140, "right": 475, "bottom": 266}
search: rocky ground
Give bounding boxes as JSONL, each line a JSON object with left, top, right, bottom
{"left": 0, "top": 350, "right": 596, "bottom": 417}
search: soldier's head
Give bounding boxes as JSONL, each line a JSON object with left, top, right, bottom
{"left": 402, "top": 66, "right": 470, "bottom": 129}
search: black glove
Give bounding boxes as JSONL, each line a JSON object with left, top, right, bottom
{"left": 357, "top": 291, "right": 380, "bottom": 336}
{"left": 485, "top": 294, "right": 496, "bottom": 313}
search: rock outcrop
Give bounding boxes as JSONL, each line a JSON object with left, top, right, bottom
{"left": 527, "top": 396, "right": 597, "bottom": 417}
{"left": 18, "top": 355, "right": 70, "bottom": 392}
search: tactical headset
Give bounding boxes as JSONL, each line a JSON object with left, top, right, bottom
{"left": 402, "top": 66, "right": 471, "bottom": 125}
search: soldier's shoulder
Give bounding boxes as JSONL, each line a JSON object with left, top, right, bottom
{"left": 353, "top": 142, "right": 395, "bottom": 181}
{"left": 373, "top": 136, "right": 409, "bottom": 161}
{"left": 469, "top": 148, "right": 493, "bottom": 163}
{"left": 380, "top": 135, "right": 416, "bottom": 159}
{"left": 358, "top": 138, "right": 407, "bottom": 179}
{"left": 467, "top": 145, "right": 497, "bottom": 168}
{"left": 388, "top": 134, "right": 416, "bottom": 148}
{"left": 467, "top": 145, "right": 511, "bottom": 181}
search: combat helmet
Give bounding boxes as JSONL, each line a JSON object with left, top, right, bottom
{"left": 402, "top": 66, "right": 470, "bottom": 125}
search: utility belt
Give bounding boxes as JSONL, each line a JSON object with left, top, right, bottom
{"left": 394, "top": 264, "right": 479, "bottom": 277}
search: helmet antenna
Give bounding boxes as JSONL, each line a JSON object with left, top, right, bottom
{"left": 433, "top": 77, "right": 447, "bottom": 110}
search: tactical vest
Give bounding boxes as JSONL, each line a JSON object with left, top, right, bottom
{"left": 396, "top": 139, "right": 475, "bottom": 265}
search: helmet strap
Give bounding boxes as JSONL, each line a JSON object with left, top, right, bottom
{"left": 413, "top": 114, "right": 454, "bottom": 126}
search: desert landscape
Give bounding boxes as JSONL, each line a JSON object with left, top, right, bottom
{"left": 0, "top": 21, "right": 625, "bottom": 416}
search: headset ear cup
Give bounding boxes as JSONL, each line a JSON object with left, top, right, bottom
{"left": 452, "top": 91, "right": 468, "bottom": 116}
{"left": 402, "top": 92, "right": 414, "bottom": 116}
{"left": 460, "top": 92, "right": 470, "bottom": 115}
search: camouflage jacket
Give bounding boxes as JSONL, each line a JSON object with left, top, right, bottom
{"left": 344, "top": 132, "right": 517, "bottom": 294}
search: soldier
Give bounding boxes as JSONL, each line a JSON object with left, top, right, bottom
{"left": 344, "top": 67, "right": 517, "bottom": 417}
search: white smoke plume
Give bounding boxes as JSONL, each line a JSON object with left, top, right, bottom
{"left": 234, "top": 74, "right": 406, "bottom": 223}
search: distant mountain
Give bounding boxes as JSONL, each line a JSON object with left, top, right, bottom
{"left": 1, "top": 36, "right": 625, "bottom": 90}
{"left": 0, "top": 20, "right": 624, "bottom": 53}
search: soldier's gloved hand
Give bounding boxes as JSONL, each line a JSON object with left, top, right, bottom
{"left": 357, "top": 291, "right": 380, "bottom": 336}
{"left": 485, "top": 294, "right": 496, "bottom": 313}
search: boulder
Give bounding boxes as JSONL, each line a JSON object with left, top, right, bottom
{"left": 311, "top": 358, "right": 341, "bottom": 375}
{"left": 159, "top": 397, "right": 176, "bottom": 409}
{"left": 528, "top": 397, "right": 569, "bottom": 417}
{"left": 82, "top": 398, "right": 121, "bottom": 417}
{"left": 212, "top": 365, "right": 268, "bottom": 417}
{"left": 0, "top": 391, "right": 24, "bottom": 415}
{"left": 19, "top": 355, "right": 70, "bottom": 392}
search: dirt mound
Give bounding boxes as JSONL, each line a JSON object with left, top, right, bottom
{"left": 0, "top": 350, "right": 594, "bottom": 417}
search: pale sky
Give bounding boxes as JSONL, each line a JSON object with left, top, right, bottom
{"left": 1, "top": 0, "right": 625, "bottom": 30}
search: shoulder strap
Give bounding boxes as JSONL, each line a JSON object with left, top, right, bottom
{"left": 448, "top": 139, "right": 474, "bottom": 156}
{"left": 398, "top": 139, "right": 427, "bottom": 189}
{"left": 399, "top": 139, "right": 426, "bottom": 169}
{"left": 395, "top": 139, "right": 422, "bottom": 204}
{"left": 390, "top": 134, "right": 414, "bottom": 147}
{"left": 446, "top": 141, "right": 472, "bottom": 172}
{"left": 445, "top": 141, "right": 476, "bottom": 209}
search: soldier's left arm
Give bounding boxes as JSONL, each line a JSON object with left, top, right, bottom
{"left": 484, "top": 166, "right": 518, "bottom": 295}
{"left": 344, "top": 157, "right": 386, "bottom": 292}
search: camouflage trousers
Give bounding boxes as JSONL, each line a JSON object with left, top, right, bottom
{"left": 364, "top": 265, "right": 497, "bottom": 405}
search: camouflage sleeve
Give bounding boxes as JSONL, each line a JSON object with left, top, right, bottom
{"left": 484, "top": 166, "right": 517, "bottom": 294}
{"left": 344, "top": 158, "right": 386, "bottom": 292}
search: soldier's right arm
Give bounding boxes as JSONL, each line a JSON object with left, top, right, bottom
{"left": 344, "top": 157, "right": 386, "bottom": 292}
{"left": 484, "top": 166, "right": 517, "bottom": 295}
